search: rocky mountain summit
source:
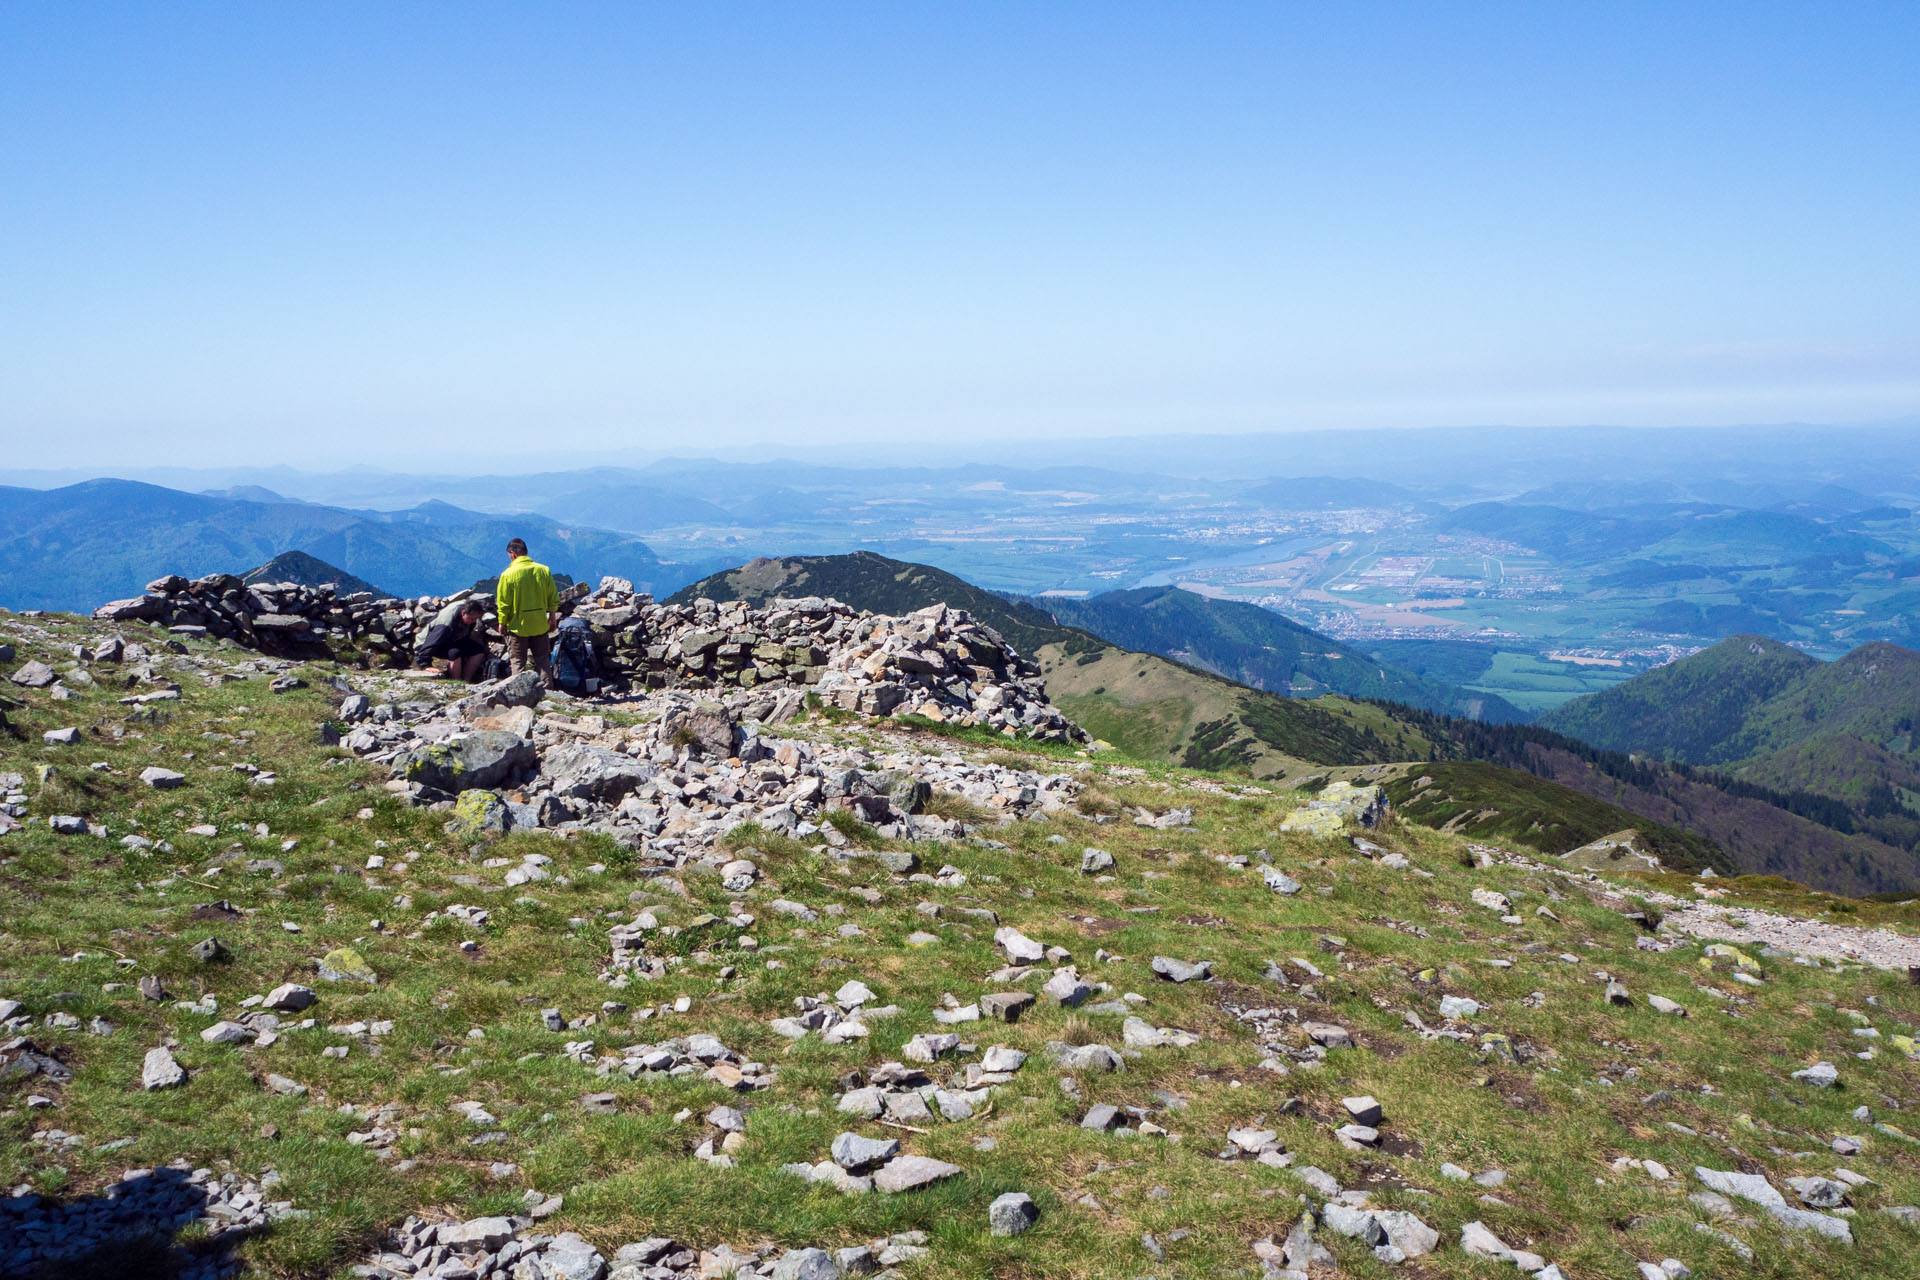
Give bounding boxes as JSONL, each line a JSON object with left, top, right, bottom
{"left": 5, "top": 589, "right": 1920, "bottom": 1278}
{"left": 97, "top": 574, "right": 1082, "bottom": 743}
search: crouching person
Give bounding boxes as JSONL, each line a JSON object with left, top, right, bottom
{"left": 415, "top": 598, "right": 489, "bottom": 682}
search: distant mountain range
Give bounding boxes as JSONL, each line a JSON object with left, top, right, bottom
{"left": 1438, "top": 500, "right": 1896, "bottom": 567}
{"left": 0, "top": 479, "right": 681, "bottom": 610}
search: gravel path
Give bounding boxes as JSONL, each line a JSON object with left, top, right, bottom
{"left": 1655, "top": 899, "right": 1920, "bottom": 973}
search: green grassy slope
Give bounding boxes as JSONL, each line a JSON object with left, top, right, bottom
{"left": 1539, "top": 637, "right": 1920, "bottom": 858}
{"left": 7, "top": 609, "right": 1920, "bottom": 1279}
{"left": 1374, "top": 710, "right": 1917, "bottom": 896}
{"left": 1380, "top": 762, "right": 1729, "bottom": 873}
{"left": 1734, "top": 642, "right": 1920, "bottom": 759}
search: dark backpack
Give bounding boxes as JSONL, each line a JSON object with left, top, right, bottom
{"left": 551, "top": 617, "right": 596, "bottom": 693}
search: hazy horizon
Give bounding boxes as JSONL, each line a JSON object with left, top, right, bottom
{"left": 9, "top": 416, "right": 1920, "bottom": 486}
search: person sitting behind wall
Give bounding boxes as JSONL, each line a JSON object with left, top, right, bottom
{"left": 415, "top": 598, "right": 489, "bottom": 682}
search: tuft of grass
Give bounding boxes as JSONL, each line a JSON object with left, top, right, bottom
{"left": 920, "top": 789, "right": 995, "bottom": 825}
{"left": 824, "top": 809, "right": 886, "bottom": 849}
{"left": 1058, "top": 1015, "right": 1096, "bottom": 1046}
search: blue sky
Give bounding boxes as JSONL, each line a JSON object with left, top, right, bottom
{"left": 2, "top": 2, "right": 1916, "bottom": 467}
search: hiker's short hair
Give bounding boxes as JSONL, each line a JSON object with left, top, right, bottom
{"left": 506, "top": 538, "right": 529, "bottom": 557}
{"left": 460, "top": 600, "right": 485, "bottom": 617}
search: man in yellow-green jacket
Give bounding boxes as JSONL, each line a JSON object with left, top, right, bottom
{"left": 496, "top": 538, "right": 560, "bottom": 687}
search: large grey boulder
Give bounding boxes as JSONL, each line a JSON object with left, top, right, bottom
{"left": 542, "top": 742, "right": 655, "bottom": 803}
{"left": 10, "top": 661, "right": 57, "bottom": 688}
{"left": 1458, "top": 1221, "right": 1512, "bottom": 1261}
{"left": 542, "top": 1232, "right": 609, "bottom": 1280}
{"left": 438, "top": 1216, "right": 514, "bottom": 1250}
{"left": 1320, "top": 1203, "right": 1386, "bottom": 1247}
{"left": 455, "top": 670, "right": 545, "bottom": 716}
{"left": 868, "top": 770, "right": 931, "bottom": 815}
{"left": 94, "top": 596, "right": 166, "bottom": 622}
{"left": 1049, "top": 1042, "right": 1123, "bottom": 1073}
{"left": 660, "top": 702, "right": 739, "bottom": 759}
{"left": 1151, "top": 956, "right": 1212, "bottom": 983}
{"left": 396, "top": 730, "right": 536, "bottom": 793}
{"left": 994, "top": 926, "right": 1045, "bottom": 964}
{"left": 1262, "top": 867, "right": 1303, "bottom": 895}
{"left": 1373, "top": 1210, "right": 1439, "bottom": 1257}
{"left": 1793, "top": 1061, "right": 1840, "bottom": 1089}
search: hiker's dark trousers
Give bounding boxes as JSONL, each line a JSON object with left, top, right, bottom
{"left": 507, "top": 632, "right": 553, "bottom": 687}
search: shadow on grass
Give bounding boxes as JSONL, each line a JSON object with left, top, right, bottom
{"left": 1, "top": 1164, "right": 270, "bottom": 1280}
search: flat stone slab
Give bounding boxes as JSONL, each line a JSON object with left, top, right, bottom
{"left": 872, "top": 1154, "right": 962, "bottom": 1193}
{"left": 1151, "top": 956, "right": 1212, "bottom": 983}
{"left": 830, "top": 1132, "right": 899, "bottom": 1172}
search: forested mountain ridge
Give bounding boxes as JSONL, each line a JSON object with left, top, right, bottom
{"left": 1537, "top": 635, "right": 1820, "bottom": 763}
{"left": 1033, "top": 586, "right": 1528, "bottom": 723}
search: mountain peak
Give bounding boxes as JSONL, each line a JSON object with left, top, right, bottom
{"left": 241, "top": 550, "right": 389, "bottom": 599}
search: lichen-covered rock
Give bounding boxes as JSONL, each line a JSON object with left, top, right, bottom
{"left": 444, "top": 789, "right": 509, "bottom": 839}
{"left": 396, "top": 730, "right": 536, "bottom": 794}
{"left": 1279, "top": 781, "right": 1388, "bottom": 836}
{"left": 318, "top": 947, "right": 377, "bottom": 984}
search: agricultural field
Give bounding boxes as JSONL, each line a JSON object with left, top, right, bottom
{"left": 1461, "top": 652, "right": 1641, "bottom": 715}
